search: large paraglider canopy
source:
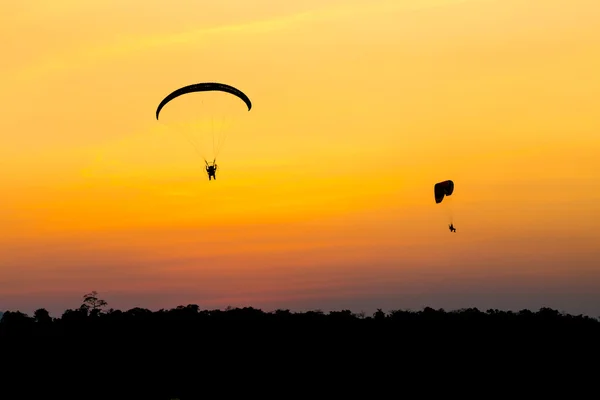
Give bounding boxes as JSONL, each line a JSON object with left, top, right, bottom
{"left": 434, "top": 180, "right": 454, "bottom": 204}
{"left": 154, "top": 82, "right": 252, "bottom": 169}
{"left": 155, "top": 82, "right": 252, "bottom": 120}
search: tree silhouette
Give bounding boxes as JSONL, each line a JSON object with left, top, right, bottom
{"left": 33, "top": 308, "right": 52, "bottom": 323}
{"left": 81, "top": 290, "right": 108, "bottom": 316}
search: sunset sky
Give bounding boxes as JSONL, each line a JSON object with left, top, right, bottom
{"left": 2, "top": 0, "right": 600, "bottom": 317}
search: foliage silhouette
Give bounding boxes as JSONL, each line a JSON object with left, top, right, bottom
{"left": 1, "top": 292, "right": 597, "bottom": 398}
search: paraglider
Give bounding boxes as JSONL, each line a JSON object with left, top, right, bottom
{"left": 155, "top": 82, "right": 252, "bottom": 181}
{"left": 434, "top": 180, "right": 456, "bottom": 232}
{"left": 434, "top": 180, "right": 454, "bottom": 204}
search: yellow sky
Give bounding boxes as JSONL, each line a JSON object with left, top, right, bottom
{"left": 1, "top": 0, "right": 600, "bottom": 316}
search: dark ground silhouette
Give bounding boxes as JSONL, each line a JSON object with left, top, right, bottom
{"left": 1, "top": 291, "right": 597, "bottom": 398}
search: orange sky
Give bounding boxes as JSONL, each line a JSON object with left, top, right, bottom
{"left": 2, "top": 0, "right": 600, "bottom": 316}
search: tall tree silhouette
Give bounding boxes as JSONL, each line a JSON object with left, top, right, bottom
{"left": 81, "top": 291, "right": 108, "bottom": 317}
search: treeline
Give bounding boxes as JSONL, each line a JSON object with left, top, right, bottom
{"left": 1, "top": 292, "right": 598, "bottom": 399}
{"left": 2, "top": 291, "right": 600, "bottom": 338}
{"left": 3, "top": 291, "right": 599, "bottom": 334}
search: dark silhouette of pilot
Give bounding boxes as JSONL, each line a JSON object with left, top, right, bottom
{"left": 206, "top": 164, "right": 217, "bottom": 181}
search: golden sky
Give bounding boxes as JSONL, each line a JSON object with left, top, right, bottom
{"left": 2, "top": 0, "right": 600, "bottom": 316}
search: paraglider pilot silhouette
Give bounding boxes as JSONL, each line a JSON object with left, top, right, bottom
{"left": 206, "top": 160, "right": 217, "bottom": 181}
{"left": 449, "top": 224, "right": 456, "bottom": 233}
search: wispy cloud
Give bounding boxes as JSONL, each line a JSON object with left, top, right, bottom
{"left": 11, "top": 0, "right": 472, "bottom": 82}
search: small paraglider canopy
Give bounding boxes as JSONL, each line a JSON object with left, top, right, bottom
{"left": 434, "top": 180, "right": 454, "bottom": 204}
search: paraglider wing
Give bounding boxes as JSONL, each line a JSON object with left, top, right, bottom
{"left": 156, "top": 82, "right": 252, "bottom": 120}
{"left": 434, "top": 180, "right": 454, "bottom": 204}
